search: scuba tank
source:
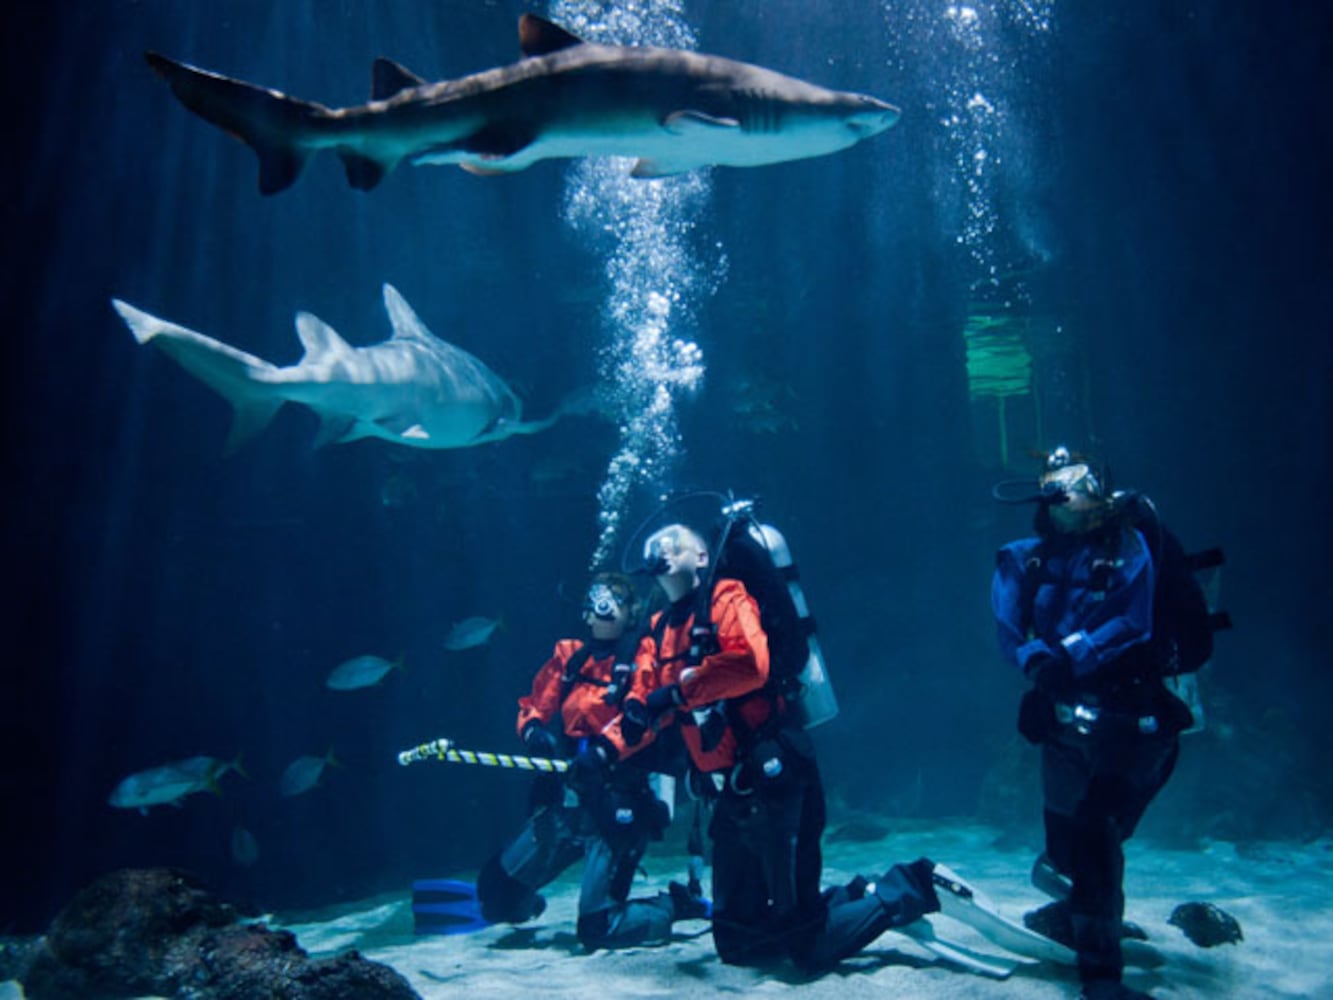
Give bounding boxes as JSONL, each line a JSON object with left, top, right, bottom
{"left": 625, "top": 491, "right": 840, "bottom": 731}
{"left": 735, "top": 510, "right": 839, "bottom": 730}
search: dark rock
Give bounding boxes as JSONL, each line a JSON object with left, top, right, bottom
{"left": 1168, "top": 901, "right": 1244, "bottom": 947}
{"left": 21, "top": 867, "right": 421, "bottom": 1000}
{"left": 1024, "top": 899, "right": 1150, "bottom": 946}
{"left": 0, "top": 936, "right": 41, "bottom": 982}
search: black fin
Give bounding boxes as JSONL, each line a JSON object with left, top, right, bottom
{"left": 372, "top": 58, "right": 426, "bottom": 101}
{"left": 339, "top": 152, "right": 387, "bottom": 191}
{"left": 518, "top": 14, "right": 586, "bottom": 57}
{"left": 258, "top": 149, "right": 307, "bottom": 195}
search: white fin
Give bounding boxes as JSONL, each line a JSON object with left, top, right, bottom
{"left": 382, "top": 284, "right": 437, "bottom": 343}
{"left": 664, "top": 109, "right": 741, "bottom": 134}
{"left": 630, "top": 158, "right": 698, "bottom": 179}
{"left": 295, "top": 312, "right": 355, "bottom": 364}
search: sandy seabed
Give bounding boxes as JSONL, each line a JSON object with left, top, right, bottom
{"left": 6, "top": 821, "right": 1330, "bottom": 999}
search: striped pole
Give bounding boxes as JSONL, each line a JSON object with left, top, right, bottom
{"left": 396, "top": 736, "right": 569, "bottom": 773}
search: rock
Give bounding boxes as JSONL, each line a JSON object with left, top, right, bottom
{"left": 0, "top": 937, "right": 40, "bottom": 983}
{"left": 1168, "top": 901, "right": 1244, "bottom": 947}
{"left": 22, "top": 867, "right": 420, "bottom": 1000}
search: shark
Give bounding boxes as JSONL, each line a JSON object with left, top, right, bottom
{"left": 144, "top": 13, "right": 901, "bottom": 194}
{"left": 112, "top": 284, "right": 571, "bottom": 451}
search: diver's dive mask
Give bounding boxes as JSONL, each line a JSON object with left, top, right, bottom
{"left": 640, "top": 527, "right": 686, "bottom": 577}
{"left": 584, "top": 582, "right": 623, "bottom": 622}
{"left": 1039, "top": 461, "right": 1102, "bottom": 505}
{"left": 991, "top": 445, "right": 1105, "bottom": 506}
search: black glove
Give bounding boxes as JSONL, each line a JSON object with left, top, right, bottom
{"left": 565, "top": 741, "right": 611, "bottom": 797}
{"left": 620, "top": 699, "right": 651, "bottom": 747}
{"left": 1025, "top": 648, "right": 1073, "bottom": 697}
{"left": 1017, "top": 688, "right": 1057, "bottom": 744}
{"left": 521, "top": 722, "right": 560, "bottom": 758}
{"left": 644, "top": 683, "right": 684, "bottom": 715}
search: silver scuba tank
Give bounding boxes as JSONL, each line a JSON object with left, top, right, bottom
{"left": 747, "top": 522, "right": 839, "bottom": 730}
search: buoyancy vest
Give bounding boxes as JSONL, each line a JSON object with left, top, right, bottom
{"left": 645, "top": 579, "right": 773, "bottom": 773}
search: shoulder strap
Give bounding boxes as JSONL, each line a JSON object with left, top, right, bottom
{"left": 558, "top": 644, "right": 595, "bottom": 704}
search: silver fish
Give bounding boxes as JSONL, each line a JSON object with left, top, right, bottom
{"left": 443, "top": 616, "right": 502, "bottom": 651}
{"left": 108, "top": 754, "right": 244, "bottom": 815}
{"left": 326, "top": 654, "right": 404, "bottom": 691}
{"left": 280, "top": 749, "right": 338, "bottom": 798}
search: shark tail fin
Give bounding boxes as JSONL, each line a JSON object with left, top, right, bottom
{"left": 145, "top": 52, "right": 320, "bottom": 195}
{"left": 112, "top": 298, "right": 284, "bottom": 453}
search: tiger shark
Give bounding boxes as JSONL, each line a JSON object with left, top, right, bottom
{"left": 112, "top": 284, "right": 571, "bottom": 451}
{"left": 144, "top": 13, "right": 900, "bottom": 194}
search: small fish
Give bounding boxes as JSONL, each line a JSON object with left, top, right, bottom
{"left": 280, "top": 748, "right": 338, "bottom": 798}
{"left": 108, "top": 753, "right": 245, "bottom": 815}
{"left": 230, "top": 826, "right": 260, "bottom": 867}
{"left": 443, "top": 616, "right": 502, "bottom": 651}
{"left": 1168, "top": 901, "right": 1243, "bottom": 947}
{"left": 326, "top": 654, "right": 404, "bottom": 691}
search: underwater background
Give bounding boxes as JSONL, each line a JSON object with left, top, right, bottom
{"left": 2, "top": 0, "right": 1329, "bottom": 936}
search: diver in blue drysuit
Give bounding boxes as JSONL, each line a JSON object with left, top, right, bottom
{"left": 992, "top": 449, "right": 1197, "bottom": 1000}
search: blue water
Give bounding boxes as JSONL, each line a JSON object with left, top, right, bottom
{"left": 3, "top": 0, "right": 1329, "bottom": 938}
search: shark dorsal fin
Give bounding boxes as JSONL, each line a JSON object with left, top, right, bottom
{"left": 518, "top": 14, "right": 586, "bottom": 57}
{"left": 371, "top": 58, "right": 426, "bottom": 101}
{"left": 295, "top": 312, "right": 355, "bottom": 363}
{"left": 382, "top": 284, "right": 438, "bottom": 343}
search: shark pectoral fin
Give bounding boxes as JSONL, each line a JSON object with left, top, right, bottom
{"left": 663, "top": 110, "right": 741, "bottom": 135}
{"left": 459, "top": 162, "right": 520, "bottom": 177}
{"left": 517, "top": 14, "right": 587, "bottom": 57}
{"left": 630, "top": 158, "right": 698, "bottom": 179}
{"left": 339, "top": 151, "right": 389, "bottom": 191}
{"left": 225, "top": 399, "right": 285, "bottom": 454}
{"left": 371, "top": 57, "right": 425, "bottom": 100}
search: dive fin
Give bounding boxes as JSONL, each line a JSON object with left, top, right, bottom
{"left": 899, "top": 919, "right": 1022, "bottom": 979}
{"left": 930, "top": 864, "right": 1165, "bottom": 970}
{"left": 932, "top": 864, "right": 1077, "bottom": 965}
{"left": 518, "top": 14, "right": 587, "bottom": 57}
{"left": 412, "top": 879, "right": 490, "bottom": 936}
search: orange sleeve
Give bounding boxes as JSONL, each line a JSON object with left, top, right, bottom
{"left": 516, "top": 639, "right": 579, "bottom": 739}
{"left": 678, "top": 579, "right": 769, "bottom": 707}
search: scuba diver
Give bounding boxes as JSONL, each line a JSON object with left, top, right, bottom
{"left": 991, "top": 446, "right": 1219, "bottom": 1000}
{"left": 474, "top": 571, "right": 708, "bottom": 950}
{"left": 614, "top": 517, "right": 945, "bottom": 972}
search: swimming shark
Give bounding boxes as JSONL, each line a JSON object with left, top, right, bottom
{"left": 112, "top": 284, "right": 571, "bottom": 451}
{"left": 144, "top": 13, "right": 900, "bottom": 194}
